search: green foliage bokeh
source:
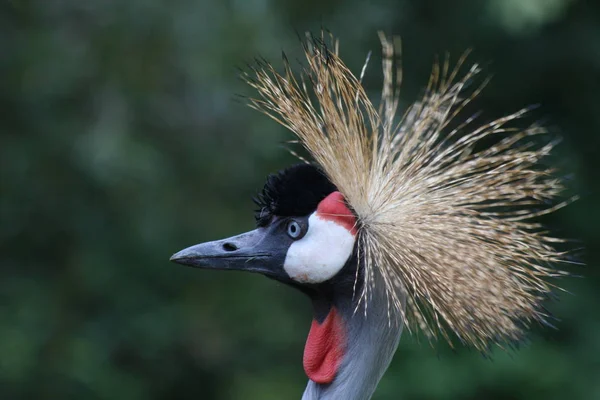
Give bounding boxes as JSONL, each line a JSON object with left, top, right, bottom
{"left": 1, "top": 0, "right": 599, "bottom": 399}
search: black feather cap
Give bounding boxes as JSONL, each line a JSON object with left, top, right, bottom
{"left": 253, "top": 164, "right": 337, "bottom": 227}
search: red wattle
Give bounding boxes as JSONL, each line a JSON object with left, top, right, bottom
{"left": 316, "top": 191, "right": 358, "bottom": 235}
{"left": 303, "top": 307, "right": 346, "bottom": 384}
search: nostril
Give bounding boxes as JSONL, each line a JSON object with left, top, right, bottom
{"left": 222, "top": 242, "right": 238, "bottom": 252}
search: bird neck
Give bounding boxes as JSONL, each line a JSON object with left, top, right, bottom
{"left": 301, "top": 270, "right": 405, "bottom": 400}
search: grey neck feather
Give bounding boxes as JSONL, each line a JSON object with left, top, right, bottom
{"left": 301, "top": 271, "right": 406, "bottom": 400}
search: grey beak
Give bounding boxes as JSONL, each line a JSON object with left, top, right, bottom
{"left": 170, "top": 228, "right": 288, "bottom": 278}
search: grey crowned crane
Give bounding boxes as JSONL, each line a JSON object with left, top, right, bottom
{"left": 170, "top": 33, "right": 572, "bottom": 400}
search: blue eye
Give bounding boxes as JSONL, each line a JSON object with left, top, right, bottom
{"left": 287, "top": 220, "right": 302, "bottom": 239}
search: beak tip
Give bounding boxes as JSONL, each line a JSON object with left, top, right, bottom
{"left": 169, "top": 250, "right": 185, "bottom": 263}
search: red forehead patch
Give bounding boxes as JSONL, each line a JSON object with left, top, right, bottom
{"left": 316, "top": 192, "right": 357, "bottom": 235}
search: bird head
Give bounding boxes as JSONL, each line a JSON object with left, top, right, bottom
{"left": 170, "top": 163, "right": 360, "bottom": 292}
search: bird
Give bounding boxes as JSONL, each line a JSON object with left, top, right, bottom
{"left": 170, "top": 32, "right": 572, "bottom": 400}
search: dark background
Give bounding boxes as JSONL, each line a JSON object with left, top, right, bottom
{"left": 1, "top": 0, "right": 599, "bottom": 399}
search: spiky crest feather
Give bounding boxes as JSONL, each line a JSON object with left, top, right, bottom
{"left": 243, "top": 32, "right": 571, "bottom": 351}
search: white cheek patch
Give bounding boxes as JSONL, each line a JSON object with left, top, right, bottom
{"left": 283, "top": 213, "right": 356, "bottom": 284}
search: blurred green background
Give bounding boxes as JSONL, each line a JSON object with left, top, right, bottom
{"left": 1, "top": 0, "right": 599, "bottom": 399}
